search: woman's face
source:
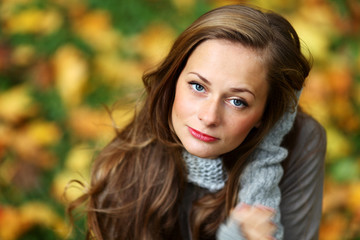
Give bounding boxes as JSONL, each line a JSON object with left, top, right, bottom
{"left": 171, "top": 39, "right": 268, "bottom": 159}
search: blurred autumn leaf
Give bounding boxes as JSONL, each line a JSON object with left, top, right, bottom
{"left": 0, "top": 0, "right": 359, "bottom": 239}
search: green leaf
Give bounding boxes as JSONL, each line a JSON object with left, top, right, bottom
{"left": 330, "top": 157, "right": 359, "bottom": 182}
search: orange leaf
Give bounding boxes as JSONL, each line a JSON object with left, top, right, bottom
{"left": 347, "top": 181, "right": 360, "bottom": 213}
{"left": 319, "top": 213, "right": 348, "bottom": 240}
{"left": 67, "top": 106, "right": 133, "bottom": 141}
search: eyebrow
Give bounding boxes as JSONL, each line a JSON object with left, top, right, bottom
{"left": 189, "top": 72, "right": 211, "bottom": 85}
{"left": 188, "top": 71, "right": 255, "bottom": 98}
{"left": 229, "top": 87, "right": 255, "bottom": 98}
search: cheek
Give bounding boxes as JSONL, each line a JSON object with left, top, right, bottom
{"left": 172, "top": 89, "right": 187, "bottom": 128}
{"left": 172, "top": 91, "right": 183, "bottom": 121}
{"left": 226, "top": 115, "right": 261, "bottom": 142}
{"left": 229, "top": 121, "right": 252, "bottom": 139}
{"left": 172, "top": 87, "right": 194, "bottom": 121}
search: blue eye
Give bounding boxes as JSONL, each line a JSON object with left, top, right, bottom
{"left": 191, "top": 83, "right": 205, "bottom": 92}
{"left": 230, "top": 99, "right": 247, "bottom": 108}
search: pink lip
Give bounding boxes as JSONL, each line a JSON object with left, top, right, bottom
{"left": 188, "top": 127, "right": 219, "bottom": 142}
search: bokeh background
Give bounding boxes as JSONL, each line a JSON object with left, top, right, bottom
{"left": 0, "top": 0, "right": 359, "bottom": 239}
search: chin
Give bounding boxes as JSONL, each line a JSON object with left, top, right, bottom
{"left": 184, "top": 145, "right": 219, "bottom": 159}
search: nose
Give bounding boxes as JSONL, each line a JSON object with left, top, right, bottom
{"left": 198, "top": 98, "right": 222, "bottom": 127}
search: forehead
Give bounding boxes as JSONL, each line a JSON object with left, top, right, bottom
{"left": 187, "top": 39, "right": 266, "bottom": 69}
{"left": 192, "top": 38, "right": 266, "bottom": 60}
{"left": 187, "top": 40, "right": 267, "bottom": 80}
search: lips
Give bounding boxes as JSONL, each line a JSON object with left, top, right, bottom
{"left": 188, "top": 127, "right": 219, "bottom": 142}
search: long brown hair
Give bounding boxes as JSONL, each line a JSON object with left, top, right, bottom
{"left": 68, "top": 4, "right": 311, "bottom": 240}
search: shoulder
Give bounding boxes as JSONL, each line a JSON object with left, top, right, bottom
{"left": 282, "top": 110, "right": 327, "bottom": 159}
{"left": 296, "top": 110, "right": 326, "bottom": 140}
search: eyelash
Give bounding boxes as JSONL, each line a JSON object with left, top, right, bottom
{"left": 190, "top": 82, "right": 205, "bottom": 93}
{"left": 228, "top": 98, "right": 248, "bottom": 108}
{"left": 188, "top": 81, "right": 248, "bottom": 109}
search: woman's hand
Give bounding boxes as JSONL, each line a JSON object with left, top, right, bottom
{"left": 231, "top": 203, "right": 276, "bottom": 240}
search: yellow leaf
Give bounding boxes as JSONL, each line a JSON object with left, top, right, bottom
{"left": 52, "top": 170, "right": 87, "bottom": 203}
{"left": 0, "top": 85, "right": 37, "bottom": 123}
{"left": 288, "top": 14, "right": 330, "bottom": 61}
{"left": 73, "top": 10, "right": 121, "bottom": 52}
{"left": 172, "top": 0, "right": 195, "bottom": 12}
{"left": 4, "top": 8, "right": 63, "bottom": 35}
{"left": 52, "top": 0, "right": 84, "bottom": 7}
{"left": 211, "top": 0, "right": 250, "bottom": 9}
{"left": 134, "top": 24, "right": 176, "bottom": 65}
{"left": 326, "top": 127, "right": 352, "bottom": 161}
{"left": 26, "top": 120, "right": 61, "bottom": 146}
{"left": 21, "top": 202, "right": 58, "bottom": 226}
{"left": 52, "top": 45, "right": 88, "bottom": 107}
{"left": 41, "top": 9, "right": 63, "bottom": 34}
{"left": 250, "top": 0, "right": 298, "bottom": 11}
{"left": 65, "top": 144, "right": 93, "bottom": 176}
{"left": 94, "top": 53, "right": 143, "bottom": 86}
{"left": 20, "top": 202, "right": 70, "bottom": 238}
{"left": 0, "top": 0, "right": 33, "bottom": 6}
{"left": 299, "top": 101, "right": 330, "bottom": 127}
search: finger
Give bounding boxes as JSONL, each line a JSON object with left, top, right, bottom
{"left": 257, "top": 205, "right": 275, "bottom": 213}
{"left": 256, "top": 205, "right": 275, "bottom": 216}
{"left": 246, "top": 213, "right": 277, "bottom": 238}
{"left": 232, "top": 204, "right": 273, "bottom": 225}
{"left": 231, "top": 203, "right": 251, "bottom": 221}
{"left": 234, "top": 202, "right": 251, "bottom": 211}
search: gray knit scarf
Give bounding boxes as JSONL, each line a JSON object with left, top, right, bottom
{"left": 183, "top": 150, "right": 227, "bottom": 192}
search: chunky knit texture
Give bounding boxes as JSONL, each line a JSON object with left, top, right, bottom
{"left": 183, "top": 150, "right": 227, "bottom": 192}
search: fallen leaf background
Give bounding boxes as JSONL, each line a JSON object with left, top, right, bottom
{"left": 0, "top": 0, "right": 359, "bottom": 239}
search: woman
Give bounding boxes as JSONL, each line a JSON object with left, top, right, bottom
{"left": 69, "top": 4, "right": 326, "bottom": 240}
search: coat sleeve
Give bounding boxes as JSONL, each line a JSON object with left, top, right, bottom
{"left": 279, "top": 113, "right": 326, "bottom": 240}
